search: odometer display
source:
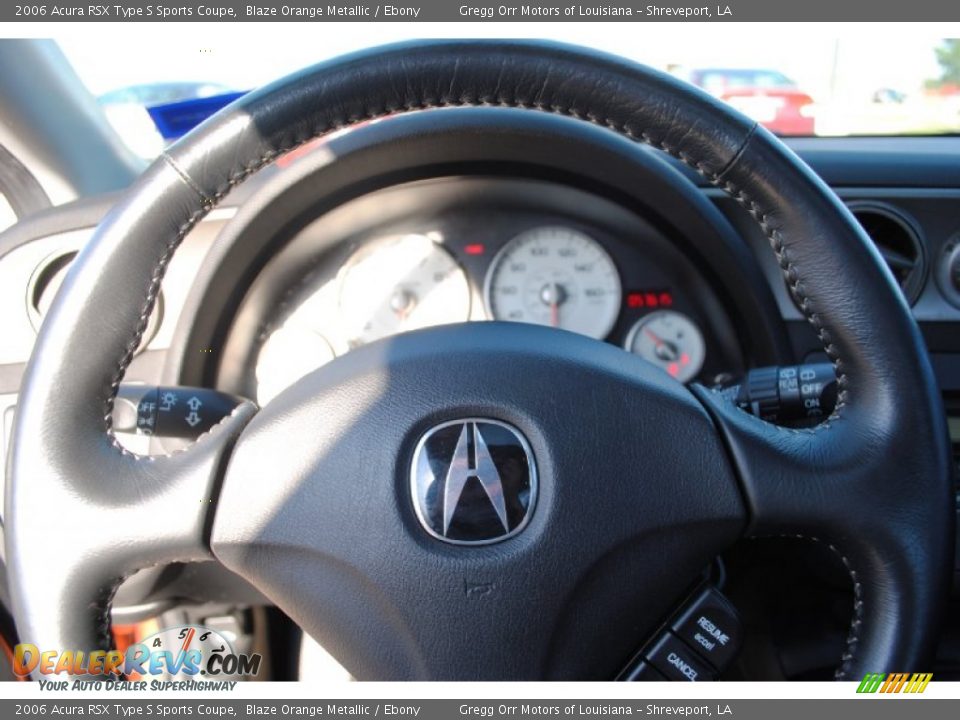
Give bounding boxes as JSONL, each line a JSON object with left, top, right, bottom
{"left": 484, "top": 227, "right": 622, "bottom": 339}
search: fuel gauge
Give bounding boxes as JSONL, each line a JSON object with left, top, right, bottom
{"left": 625, "top": 310, "right": 705, "bottom": 383}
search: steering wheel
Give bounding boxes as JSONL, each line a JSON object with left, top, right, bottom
{"left": 7, "top": 40, "right": 954, "bottom": 681}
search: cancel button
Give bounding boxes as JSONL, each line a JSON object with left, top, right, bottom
{"left": 646, "top": 633, "right": 715, "bottom": 682}
{"left": 671, "top": 588, "right": 743, "bottom": 670}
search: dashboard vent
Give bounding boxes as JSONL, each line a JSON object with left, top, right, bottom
{"left": 26, "top": 250, "right": 163, "bottom": 352}
{"left": 26, "top": 250, "right": 77, "bottom": 331}
{"left": 848, "top": 203, "right": 926, "bottom": 305}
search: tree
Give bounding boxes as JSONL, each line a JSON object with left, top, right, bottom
{"left": 935, "top": 39, "right": 960, "bottom": 85}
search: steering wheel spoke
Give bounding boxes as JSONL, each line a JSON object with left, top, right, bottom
{"left": 693, "top": 386, "right": 854, "bottom": 534}
{"left": 6, "top": 397, "right": 255, "bottom": 658}
{"left": 693, "top": 384, "right": 953, "bottom": 679}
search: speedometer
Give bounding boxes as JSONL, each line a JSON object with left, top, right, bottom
{"left": 484, "top": 227, "right": 622, "bottom": 339}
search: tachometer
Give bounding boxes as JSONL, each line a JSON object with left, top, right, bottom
{"left": 484, "top": 227, "right": 622, "bottom": 339}
{"left": 338, "top": 234, "right": 471, "bottom": 345}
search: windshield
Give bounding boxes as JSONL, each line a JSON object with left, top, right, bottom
{"left": 59, "top": 33, "right": 960, "bottom": 158}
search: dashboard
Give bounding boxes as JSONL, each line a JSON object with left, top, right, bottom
{"left": 1, "top": 122, "right": 959, "bottom": 472}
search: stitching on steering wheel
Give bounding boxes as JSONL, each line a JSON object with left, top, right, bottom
{"left": 710, "top": 182, "right": 849, "bottom": 428}
{"left": 756, "top": 534, "right": 863, "bottom": 681}
{"left": 97, "top": 95, "right": 857, "bottom": 674}
{"left": 94, "top": 572, "right": 130, "bottom": 653}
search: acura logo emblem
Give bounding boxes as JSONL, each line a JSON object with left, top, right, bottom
{"left": 410, "top": 419, "right": 537, "bottom": 545}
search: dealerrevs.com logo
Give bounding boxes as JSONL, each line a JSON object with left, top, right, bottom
{"left": 14, "top": 625, "right": 261, "bottom": 688}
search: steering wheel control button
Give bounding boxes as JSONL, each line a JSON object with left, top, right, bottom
{"left": 622, "top": 661, "right": 668, "bottom": 682}
{"left": 645, "top": 632, "right": 716, "bottom": 682}
{"left": 115, "top": 385, "right": 244, "bottom": 439}
{"left": 410, "top": 418, "right": 537, "bottom": 545}
{"left": 671, "top": 588, "right": 743, "bottom": 670}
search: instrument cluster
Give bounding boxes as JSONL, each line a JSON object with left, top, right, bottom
{"left": 242, "top": 178, "right": 743, "bottom": 405}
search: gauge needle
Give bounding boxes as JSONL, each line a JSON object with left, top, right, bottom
{"left": 645, "top": 328, "right": 680, "bottom": 361}
{"left": 540, "top": 282, "right": 566, "bottom": 328}
{"left": 644, "top": 328, "right": 666, "bottom": 347}
{"left": 390, "top": 289, "right": 416, "bottom": 322}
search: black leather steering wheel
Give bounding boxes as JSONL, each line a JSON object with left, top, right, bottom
{"left": 6, "top": 40, "right": 954, "bottom": 680}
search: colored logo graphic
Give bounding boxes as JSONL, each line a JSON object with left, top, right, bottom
{"left": 857, "top": 672, "right": 933, "bottom": 694}
{"left": 13, "top": 625, "right": 261, "bottom": 678}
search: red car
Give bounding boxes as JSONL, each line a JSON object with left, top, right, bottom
{"left": 688, "top": 68, "right": 816, "bottom": 135}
